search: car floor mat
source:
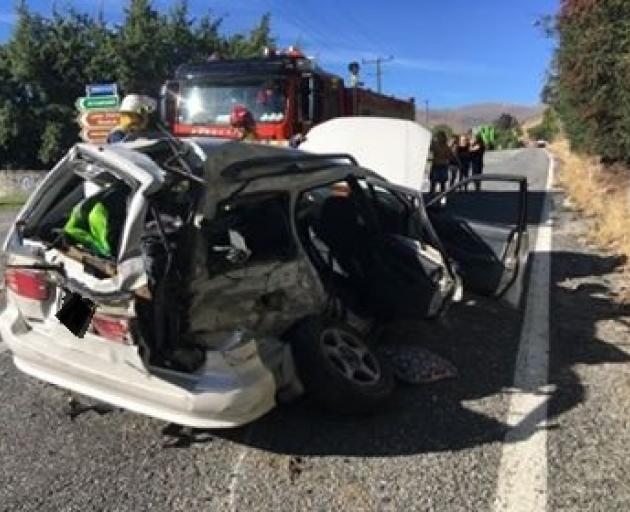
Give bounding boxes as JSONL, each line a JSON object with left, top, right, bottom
{"left": 377, "top": 344, "right": 458, "bottom": 384}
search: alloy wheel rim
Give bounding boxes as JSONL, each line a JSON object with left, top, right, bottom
{"left": 320, "top": 327, "right": 381, "bottom": 385}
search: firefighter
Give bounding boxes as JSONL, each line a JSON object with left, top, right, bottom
{"left": 255, "top": 81, "right": 284, "bottom": 120}
{"left": 107, "top": 94, "right": 157, "bottom": 143}
{"left": 230, "top": 105, "right": 257, "bottom": 141}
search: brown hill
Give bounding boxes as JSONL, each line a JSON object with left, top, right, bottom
{"left": 418, "top": 103, "right": 544, "bottom": 133}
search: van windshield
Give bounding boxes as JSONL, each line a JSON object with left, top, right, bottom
{"left": 177, "top": 79, "right": 287, "bottom": 125}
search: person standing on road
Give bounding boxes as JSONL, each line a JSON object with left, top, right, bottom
{"left": 448, "top": 135, "right": 461, "bottom": 188}
{"left": 470, "top": 134, "right": 486, "bottom": 191}
{"left": 429, "top": 131, "right": 455, "bottom": 196}
{"left": 455, "top": 134, "right": 471, "bottom": 190}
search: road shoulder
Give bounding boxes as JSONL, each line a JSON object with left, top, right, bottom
{"left": 547, "top": 191, "right": 630, "bottom": 510}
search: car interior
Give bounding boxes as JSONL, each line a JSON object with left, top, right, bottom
{"left": 22, "top": 164, "right": 132, "bottom": 278}
{"left": 295, "top": 177, "right": 446, "bottom": 321}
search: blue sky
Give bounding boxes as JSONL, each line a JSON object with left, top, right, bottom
{"left": 0, "top": 0, "right": 558, "bottom": 108}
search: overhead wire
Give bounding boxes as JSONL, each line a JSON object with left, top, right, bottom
{"left": 272, "top": 1, "right": 341, "bottom": 58}
{"left": 294, "top": 2, "right": 376, "bottom": 57}
{"left": 334, "top": 3, "right": 396, "bottom": 56}
{"left": 269, "top": 1, "right": 409, "bottom": 95}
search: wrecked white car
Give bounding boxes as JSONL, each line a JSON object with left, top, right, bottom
{"left": 0, "top": 135, "right": 528, "bottom": 428}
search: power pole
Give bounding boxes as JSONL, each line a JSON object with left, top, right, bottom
{"left": 425, "top": 99, "right": 429, "bottom": 126}
{"left": 362, "top": 56, "right": 393, "bottom": 93}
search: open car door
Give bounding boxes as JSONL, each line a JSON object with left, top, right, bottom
{"left": 425, "top": 174, "right": 529, "bottom": 308}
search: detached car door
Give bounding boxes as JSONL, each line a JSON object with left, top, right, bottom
{"left": 424, "top": 174, "right": 529, "bottom": 306}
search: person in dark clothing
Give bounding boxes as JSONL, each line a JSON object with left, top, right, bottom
{"left": 430, "top": 131, "right": 456, "bottom": 196}
{"left": 448, "top": 136, "right": 461, "bottom": 188}
{"left": 470, "top": 134, "right": 486, "bottom": 191}
{"left": 455, "top": 134, "right": 471, "bottom": 190}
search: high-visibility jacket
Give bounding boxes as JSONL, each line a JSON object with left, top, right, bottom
{"left": 63, "top": 201, "right": 112, "bottom": 258}
{"left": 63, "top": 185, "right": 128, "bottom": 258}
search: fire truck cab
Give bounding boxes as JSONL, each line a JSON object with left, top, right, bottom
{"left": 160, "top": 48, "right": 416, "bottom": 144}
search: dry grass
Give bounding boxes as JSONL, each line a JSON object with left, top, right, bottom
{"left": 550, "top": 138, "right": 630, "bottom": 295}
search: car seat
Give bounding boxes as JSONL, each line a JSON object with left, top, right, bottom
{"left": 315, "top": 195, "right": 371, "bottom": 286}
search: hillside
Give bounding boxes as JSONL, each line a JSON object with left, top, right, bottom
{"left": 419, "top": 103, "right": 544, "bottom": 133}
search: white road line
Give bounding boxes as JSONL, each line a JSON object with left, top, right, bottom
{"left": 494, "top": 151, "right": 555, "bottom": 512}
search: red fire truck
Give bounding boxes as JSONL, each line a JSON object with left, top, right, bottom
{"left": 159, "top": 48, "right": 416, "bottom": 143}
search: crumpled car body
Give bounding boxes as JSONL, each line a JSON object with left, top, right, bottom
{"left": 0, "top": 135, "right": 529, "bottom": 428}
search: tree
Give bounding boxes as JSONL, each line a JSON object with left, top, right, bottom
{"left": 494, "top": 112, "right": 520, "bottom": 132}
{"left": 1, "top": 6, "right": 56, "bottom": 167}
{"left": 0, "top": 1, "right": 276, "bottom": 169}
{"left": 492, "top": 113, "right": 522, "bottom": 149}
{"left": 527, "top": 108, "right": 560, "bottom": 142}
{"left": 546, "top": 0, "right": 630, "bottom": 160}
{"left": 226, "top": 13, "right": 274, "bottom": 58}
{"left": 113, "top": 0, "right": 169, "bottom": 95}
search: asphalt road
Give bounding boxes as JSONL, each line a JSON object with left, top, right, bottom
{"left": 1, "top": 148, "right": 628, "bottom": 511}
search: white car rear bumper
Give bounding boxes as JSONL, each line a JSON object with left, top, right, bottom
{"left": 0, "top": 303, "right": 277, "bottom": 428}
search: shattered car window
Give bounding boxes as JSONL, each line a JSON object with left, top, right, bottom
{"left": 207, "top": 192, "right": 296, "bottom": 272}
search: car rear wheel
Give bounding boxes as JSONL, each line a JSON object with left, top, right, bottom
{"left": 288, "top": 316, "right": 394, "bottom": 414}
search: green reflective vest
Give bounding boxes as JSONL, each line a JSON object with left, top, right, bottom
{"left": 63, "top": 201, "right": 111, "bottom": 258}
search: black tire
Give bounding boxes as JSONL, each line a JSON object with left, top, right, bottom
{"left": 288, "top": 316, "right": 394, "bottom": 415}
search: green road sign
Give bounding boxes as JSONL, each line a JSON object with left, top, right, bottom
{"left": 75, "top": 95, "right": 120, "bottom": 111}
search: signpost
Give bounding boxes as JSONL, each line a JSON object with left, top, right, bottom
{"left": 86, "top": 83, "right": 118, "bottom": 97}
{"left": 76, "top": 83, "right": 120, "bottom": 143}
{"left": 80, "top": 128, "right": 111, "bottom": 143}
{"left": 79, "top": 112, "right": 121, "bottom": 129}
{"left": 75, "top": 95, "right": 120, "bottom": 112}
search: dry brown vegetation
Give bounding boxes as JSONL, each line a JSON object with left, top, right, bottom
{"left": 551, "top": 138, "right": 630, "bottom": 289}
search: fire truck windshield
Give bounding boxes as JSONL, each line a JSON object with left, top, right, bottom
{"left": 177, "top": 79, "right": 287, "bottom": 126}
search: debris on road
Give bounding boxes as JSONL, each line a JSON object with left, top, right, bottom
{"left": 288, "top": 456, "right": 304, "bottom": 484}
{"left": 65, "top": 395, "right": 116, "bottom": 421}
{"left": 378, "top": 344, "right": 458, "bottom": 384}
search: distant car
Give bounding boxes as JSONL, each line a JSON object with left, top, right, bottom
{"left": 536, "top": 139, "right": 548, "bottom": 148}
{"left": 0, "top": 132, "right": 529, "bottom": 428}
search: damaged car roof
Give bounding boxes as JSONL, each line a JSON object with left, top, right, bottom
{"left": 107, "top": 137, "right": 382, "bottom": 194}
{"left": 176, "top": 139, "right": 385, "bottom": 215}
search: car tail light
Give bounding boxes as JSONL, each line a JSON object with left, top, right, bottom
{"left": 5, "top": 269, "right": 50, "bottom": 300}
{"left": 91, "top": 313, "right": 131, "bottom": 344}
